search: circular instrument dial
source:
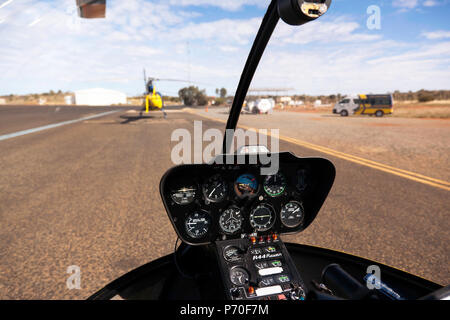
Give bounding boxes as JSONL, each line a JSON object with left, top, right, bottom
{"left": 185, "top": 211, "right": 210, "bottom": 239}
{"left": 202, "top": 174, "right": 228, "bottom": 203}
{"left": 250, "top": 203, "right": 275, "bottom": 231}
{"left": 223, "top": 246, "right": 244, "bottom": 262}
{"left": 263, "top": 172, "right": 287, "bottom": 197}
{"left": 234, "top": 173, "right": 258, "bottom": 198}
{"left": 230, "top": 267, "right": 249, "bottom": 286}
{"left": 219, "top": 207, "right": 243, "bottom": 234}
{"left": 170, "top": 186, "right": 196, "bottom": 205}
{"left": 280, "top": 201, "right": 305, "bottom": 228}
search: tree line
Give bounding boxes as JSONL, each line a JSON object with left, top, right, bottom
{"left": 285, "top": 89, "right": 450, "bottom": 104}
{"left": 178, "top": 86, "right": 227, "bottom": 106}
{"left": 392, "top": 90, "right": 450, "bottom": 102}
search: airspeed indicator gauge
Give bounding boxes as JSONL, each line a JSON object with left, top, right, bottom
{"left": 263, "top": 172, "right": 287, "bottom": 197}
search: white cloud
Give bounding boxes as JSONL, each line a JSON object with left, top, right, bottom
{"left": 392, "top": 0, "right": 419, "bottom": 9}
{"left": 423, "top": 0, "right": 440, "bottom": 6}
{"left": 219, "top": 45, "right": 240, "bottom": 53}
{"left": 165, "top": 17, "right": 261, "bottom": 45}
{"left": 124, "top": 45, "right": 161, "bottom": 57}
{"left": 367, "top": 41, "right": 450, "bottom": 64}
{"left": 392, "top": 0, "right": 444, "bottom": 10}
{"left": 168, "top": 0, "right": 269, "bottom": 11}
{"left": 274, "top": 17, "right": 382, "bottom": 45}
{"left": 422, "top": 30, "right": 450, "bottom": 39}
{"left": 252, "top": 41, "right": 450, "bottom": 95}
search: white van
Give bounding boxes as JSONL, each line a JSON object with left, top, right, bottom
{"left": 333, "top": 95, "right": 359, "bottom": 116}
{"left": 333, "top": 94, "right": 393, "bottom": 117}
{"left": 244, "top": 98, "right": 275, "bottom": 114}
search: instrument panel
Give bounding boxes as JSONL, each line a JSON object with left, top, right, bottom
{"left": 160, "top": 152, "right": 335, "bottom": 245}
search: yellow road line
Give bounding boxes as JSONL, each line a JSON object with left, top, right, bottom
{"left": 188, "top": 110, "right": 450, "bottom": 192}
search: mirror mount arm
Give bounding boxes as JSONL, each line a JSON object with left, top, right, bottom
{"left": 222, "top": 0, "right": 331, "bottom": 154}
{"left": 222, "top": 0, "right": 280, "bottom": 154}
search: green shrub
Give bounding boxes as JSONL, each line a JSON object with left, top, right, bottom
{"left": 418, "top": 93, "right": 435, "bottom": 103}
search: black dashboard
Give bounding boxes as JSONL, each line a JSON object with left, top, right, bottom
{"left": 160, "top": 152, "right": 335, "bottom": 246}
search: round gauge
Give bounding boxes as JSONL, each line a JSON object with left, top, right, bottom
{"left": 223, "top": 246, "right": 244, "bottom": 262}
{"left": 202, "top": 174, "right": 228, "bottom": 203}
{"left": 280, "top": 201, "right": 305, "bottom": 228}
{"left": 170, "top": 186, "right": 196, "bottom": 205}
{"left": 234, "top": 173, "right": 258, "bottom": 198}
{"left": 185, "top": 211, "right": 211, "bottom": 239}
{"left": 230, "top": 267, "right": 249, "bottom": 286}
{"left": 219, "top": 207, "right": 243, "bottom": 234}
{"left": 263, "top": 172, "right": 287, "bottom": 197}
{"left": 249, "top": 203, "right": 275, "bottom": 231}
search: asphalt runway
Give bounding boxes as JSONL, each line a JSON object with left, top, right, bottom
{"left": 0, "top": 105, "right": 448, "bottom": 299}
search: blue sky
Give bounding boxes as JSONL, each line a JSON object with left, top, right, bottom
{"left": 0, "top": 0, "right": 449, "bottom": 96}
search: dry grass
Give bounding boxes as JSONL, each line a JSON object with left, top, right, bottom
{"left": 275, "top": 102, "right": 450, "bottom": 119}
{"left": 275, "top": 104, "right": 333, "bottom": 114}
{"left": 393, "top": 102, "right": 450, "bottom": 119}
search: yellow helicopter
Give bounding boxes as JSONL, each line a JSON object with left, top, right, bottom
{"left": 141, "top": 70, "right": 196, "bottom": 119}
{"left": 142, "top": 71, "right": 166, "bottom": 118}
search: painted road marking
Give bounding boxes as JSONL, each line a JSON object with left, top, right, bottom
{"left": 188, "top": 110, "right": 450, "bottom": 192}
{"left": 0, "top": 110, "right": 120, "bottom": 142}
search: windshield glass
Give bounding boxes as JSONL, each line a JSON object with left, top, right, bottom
{"left": 0, "top": 0, "right": 448, "bottom": 299}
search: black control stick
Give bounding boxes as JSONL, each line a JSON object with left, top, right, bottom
{"left": 321, "top": 263, "right": 374, "bottom": 300}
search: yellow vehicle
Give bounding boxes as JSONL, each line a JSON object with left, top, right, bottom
{"left": 141, "top": 70, "right": 194, "bottom": 118}
{"left": 141, "top": 75, "right": 166, "bottom": 118}
{"left": 145, "top": 86, "right": 163, "bottom": 111}
{"left": 333, "top": 94, "right": 394, "bottom": 117}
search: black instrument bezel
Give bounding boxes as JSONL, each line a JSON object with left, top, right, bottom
{"left": 160, "top": 152, "right": 335, "bottom": 246}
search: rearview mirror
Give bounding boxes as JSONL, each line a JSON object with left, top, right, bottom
{"left": 278, "top": 0, "right": 331, "bottom": 25}
{"left": 76, "top": 0, "right": 106, "bottom": 19}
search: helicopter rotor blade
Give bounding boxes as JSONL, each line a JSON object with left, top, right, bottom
{"left": 151, "top": 78, "right": 209, "bottom": 86}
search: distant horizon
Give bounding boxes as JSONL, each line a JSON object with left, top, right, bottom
{"left": 2, "top": 88, "right": 450, "bottom": 100}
